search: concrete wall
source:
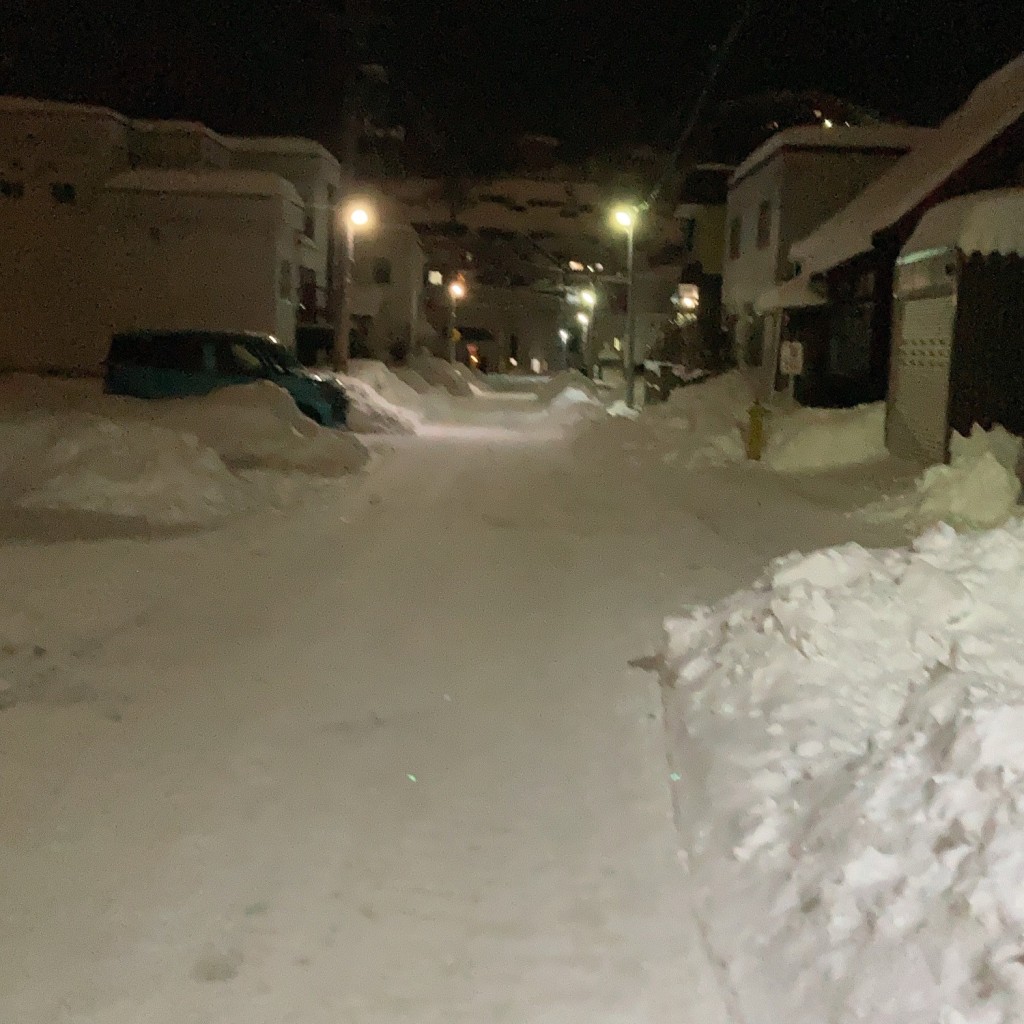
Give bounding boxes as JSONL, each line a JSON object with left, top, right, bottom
{"left": 130, "top": 121, "right": 231, "bottom": 170}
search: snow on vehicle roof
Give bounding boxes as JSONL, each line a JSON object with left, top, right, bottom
{"left": 0, "top": 94, "right": 127, "bottom": 122}
{"left": 103, "top": 169, "right": 302, "bottom": 204}
{"left": 901, "top": 188, "right": 1024, "bottom": 258}
{"left": 730, "top": 124, "right": 933, "bottom": 185}
{"left": 791, "top": 55, "right": 1024, "bottom": 274}
{"left": 226, "top": 135, "right": 338, "bottom": 162}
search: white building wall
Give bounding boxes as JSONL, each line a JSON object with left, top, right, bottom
{"left": 95, "top": 184, "right": 304, "bottom": 355}
{"left": 0, "top": 101, "right": 133, "bottom": 371}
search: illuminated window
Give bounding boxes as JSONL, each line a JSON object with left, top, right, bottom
{"left": 427, "top": 269, "right": 443, "bottom": 286}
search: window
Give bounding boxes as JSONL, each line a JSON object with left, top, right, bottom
{"left": 372, "top": 257, "right": 392, "bottom": 285}
{"left": 681, "top": 217, "right": 697, "bottom": 251}
{"left": 427, "top": 269, "right": 443, "bottom": 286}
{"left": 50, "top": 182, "right": 76, "bottom": 204}
{"left": 146, "top": 336, "right": 204, "bottom": 372}
{"left": 303, "top": 212, "right": 315, "bottom": 239}
{"left": 217, "top": 341, "right": 265, "bottom": 377}
{"left": 728, "top": 216, "right": 742, "bottom": 259}
{"left": 0, "top": 179, "right": 24, "bottom": 199}
{"left": 756, "top": 201, "right": 772, "bottom": 249}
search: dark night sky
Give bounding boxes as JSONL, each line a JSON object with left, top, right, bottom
{"left": 2, "top": 1, "right": 1021, "bottom": 163}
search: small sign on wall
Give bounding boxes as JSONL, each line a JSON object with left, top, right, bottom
{"left": 779, "top": 340, "right": 804, "bottom": 376}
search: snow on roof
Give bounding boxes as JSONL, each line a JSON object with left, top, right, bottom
{"left": 902, "top": 188, "right": 1024, "bottom": 258}
{"left": 791, "top": 56, "right": 1024, "bottom": 274}
{"left": 103, "top": 169, "right": 302, "bottom": 204}
{"left": 0, "top": 94, "right": 126, "bottom": 122}
{"left": 754, "top": 275, "right": 827, "bottom": 314}
{"left": 226, "top": 135, "right": 338, "bottom": 162}
{"left": 731, "top": 124, "right": 933, "bottom": 184}
{"left": 131, "top": 118, "right": 223, "bottom": 139}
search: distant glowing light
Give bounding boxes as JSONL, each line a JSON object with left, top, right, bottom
{"left": 427, "top": 269, "right": 443, "bottom": 285}
{"left": 576, "top": 311, "right": 590, "bottom": 326}
{"left": 508, "top": 357, "right": 518, "bottom": 367}
{"left": 613, "top": 336, "right": 622, "bottom": 352}
{"left": 558, "top": 328, "right": 570, "bottom": 342}
{"left": 594, "top": 263, "right": 604, "bottom": 272}
{"left": 530, "top": 357, "right": 542, "bottom": 373}
{"left": 469, "top": 354, "right": 479, "bottom": 366}
{"left": 822, "top": 118, "right": 834, "bottom": 129}
{"left": 568, "top": 260, "right": 585, "bottom": 271}
{"left": 350, "top": 206, "right": 370, "bottom": 227}
{"left": 448, "top": 280, "right": 466, "bottom": 300}
{"left": 580, "top": 288, "right": 596, "bottom": 307}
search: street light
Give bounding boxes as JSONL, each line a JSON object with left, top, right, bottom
{"left": 447, "top": 278, "right": 466, "bottom": 363}
{"left": 611, "top": 204, "right": 639, "bottom": 408}
{"left": 333, "top": 198, "right": 376, "bottom": 371}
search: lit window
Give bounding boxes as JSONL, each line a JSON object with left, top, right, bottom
{"left": 613, "top": 337, "right": 622, "bottom": 352}
{"left": 427, "top": 269, "right": 443, "bottom": 286}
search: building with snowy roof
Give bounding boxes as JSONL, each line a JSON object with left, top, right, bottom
{"left": 763, "top": 55, "right": 1024, "bottom": 410}
{"left": 722, "top": 123, "right": 932, "bottom": 384}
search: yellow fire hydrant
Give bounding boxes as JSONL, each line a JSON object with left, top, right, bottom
{"left": 746, "top": 401, "right": 768, "bottom": 461}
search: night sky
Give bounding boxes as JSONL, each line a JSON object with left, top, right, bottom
{"left": 3, "top": 1, "right": 1021, "bottom": 166}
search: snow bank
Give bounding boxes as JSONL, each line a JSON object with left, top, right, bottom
{"left": 346, "top": 359, "right": 426, "bottom": 413}
{"left": 765, "top": 402, "right": 887, "bottom": 472}
{"left": 537, "top": 370, "right": 602, "bottom": 405}
{"left": 408, "top": 352, "right": 474, "bottom": 397}
{"left": 325, "top": 373, "right": 420, "bottom": 435}
{"left": 0, "top": 377, "right": 368, "bottom": 527}
{"left": 144, "top": 382, "right": 368, "bottom": 476}
{"left": 392, "top": 367, "right": 436, "bottom": 395}
{"left": 663, "top": 520, "right": 1024, "bottom": 1024}
{"left": 0, "top": 412, "right": 255, "bottom": 526}
{"left": 864, "top": 425, "right": 1022, "bottom": 532}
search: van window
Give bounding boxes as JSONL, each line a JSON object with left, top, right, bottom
{"left": 148, "top": 336, "right": 204, "bottom": 371}
{"left": 216, "top": 341, "right": 266, "bottom": 376}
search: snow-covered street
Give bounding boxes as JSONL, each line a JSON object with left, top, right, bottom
{"left": 0, "top": 377, "right": 913, "bottom": 1023}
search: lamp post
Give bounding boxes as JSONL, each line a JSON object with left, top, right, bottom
{"left": 579, "top": 288, "right": 596, "bottom": 375}
{"left": 447, "top": 279, "right": 466, "bottom": 363}
{"left": 333, "top": 200, "right": 374, "bottom": 372}
{"left": 612, "top": 205, "right": 638, "bottom": 407}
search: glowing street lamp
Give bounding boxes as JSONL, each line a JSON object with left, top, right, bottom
{"left": 611, "top": 203, "right": 639, "bottom": 407}
{"left": 580, "top": 288, "right": 596, "bottom": 308}
{"left": 447, "top": 277, "right": 466, "bottom": 362}
{"left": 333, "top": 198, "right": 376, "bottom": 371}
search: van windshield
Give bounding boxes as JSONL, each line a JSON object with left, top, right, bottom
{"left": 248, "top": 341, "right": 301, "bottom": 375}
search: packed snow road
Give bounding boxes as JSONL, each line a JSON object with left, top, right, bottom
{"left": 0, "top": 403, "right": 900, "bottom": 1023}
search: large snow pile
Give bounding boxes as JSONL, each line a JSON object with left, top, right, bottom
{"left": 0, "top": 411, "right": 255, "bottom": 526}
{"left": 325, "top": 373, "right": 420, "bottom": 435}
{"left": 392, "top": 366, "right": 436, "bottom": 395}
{"left": 142, "top": 382, "right": 368, "bottom": 475}
{"left": 0, "top": 377, "right": 368, "bottom": 527}
{"left": 345, "top": 359, "right": 426, "bottom": 413}
{"left": 764, "top": 402, "right": 887, "bottom": 472}
{"left": 547, "top": 385, "right": 605, "bottom": 424}
{"left": 663, "top": 520, "right": 1024, "bottom": 1024}
{"left": 537, "top": 370, "right": 602, "bottom": 405}
{"left": 408, "top": 351, "right": 474, "bottom": 397}
{"left": 864, "top": 425, "right": 1022, "bottom": 532}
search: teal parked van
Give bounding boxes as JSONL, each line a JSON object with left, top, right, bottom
{"left": 104, "top": 330, "right": 348, "bottom": 427}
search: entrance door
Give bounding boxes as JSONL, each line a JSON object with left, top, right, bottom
{"left": 886, "top": 294, "right": 957, "bottom": 462}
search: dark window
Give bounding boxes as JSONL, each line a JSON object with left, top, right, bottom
{"left": 681, "top": 217, "right": 697, "bottom": 251}
{"left": 729, "top": 216, "right": 741, "bottom": 259}
{"left": 578, "top": 203, "right": 595, "bottom": 214}
{"left": 756, "top": 201, "right": 772, "bottom": 249}
{"left": 372, "top": 257, "right": 392, "bottom": 284}
{"left": 304, "top": 212, "right": 315, "bottom": 239}
{"left": 0, "top": 179, "right": 24, "bottom": 198}
{"left": 50, "top": 182, "right": 76, "bottom": 204}
{"left": 526, "top": 198, "right": 562, "bottom": 208}
{"left": 148, "top": 336, "right": 204, "bottom": 372}
{"left": 216, "top": 341, "right": 266, "bottom": 376}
